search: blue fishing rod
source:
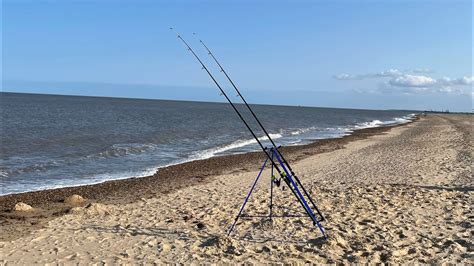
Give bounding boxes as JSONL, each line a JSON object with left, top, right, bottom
{"left": 195, "top": 34, "right": 325, "bottom": 222}
{"left": 171, "top": 28, "right": 326, "bottom": 238}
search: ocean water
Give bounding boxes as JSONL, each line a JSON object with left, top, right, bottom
{"left": 0, "top": 92, "right": 416, "bottom": 195}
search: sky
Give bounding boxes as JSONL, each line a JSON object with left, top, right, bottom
{"left": 2, "top": 0, "right": 472, "bottom": 111}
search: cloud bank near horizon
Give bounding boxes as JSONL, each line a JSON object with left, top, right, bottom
{"left": 334, "top": 69, "right": 473, "bottom": 95}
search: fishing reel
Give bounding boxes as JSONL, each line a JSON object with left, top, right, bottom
{"left": 271, "top": 175, "right": 280, "bottom": 187}
{"left": 271, "top": 175, "right": 284, "bottom": 190}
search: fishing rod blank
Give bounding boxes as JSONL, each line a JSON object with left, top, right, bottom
{"left": 196, "top": 35, "right": 325, "bottom": 221}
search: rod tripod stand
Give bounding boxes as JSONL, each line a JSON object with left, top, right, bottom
{"left": 228, "top": 147, "right": 327, "bottom": 238}
{"left": 171, "top": 29, "right": 327, "bottom": 239}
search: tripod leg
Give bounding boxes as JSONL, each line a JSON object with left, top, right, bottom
{"left": 228, "top": 156, "right": 269, "bottom": 236}
{"left": 270, "top": 149, "right": 274, "bottom": 221}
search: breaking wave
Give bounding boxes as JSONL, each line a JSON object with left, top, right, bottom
{"left": 354, "top": 119, "right": 385, "bottom": 129}
{"left": 354, "top": 114, "right": 415, "bottom": 129}
{"left": 190, "top": 133, "right": 283, "bottom": 160}
{"left": 91, "top": 143, "right": 159, "bottom": 159}
{"left": 290, "top": 127, "right": 317, "bottom": 135}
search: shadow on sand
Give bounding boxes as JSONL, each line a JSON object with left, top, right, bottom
{"left": 80, "top": 224, "right": 189, "bottom": 239}
{"left": 81, "top": 223, "right": 327, "bottom": 249}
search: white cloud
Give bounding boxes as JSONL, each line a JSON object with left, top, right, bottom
{"left": 389, "top": 74, "right": 436, "bottom": 87}
{"left": 334, "top": 68, "right": 402, "bottom": 80}
{"left": 438, "top": 76, "right": 473, "bottom": 86}
{"left": 374, "top": 69, "right": 403, "bottom": 77}
{"left": 457, "top": 76, "right": 473, "bottom": 85}
{"left": 333, "top": 73, "right": 360, "bottom": 80}
{"left": 334, "top": 68, "right": 472, "bottom": 95}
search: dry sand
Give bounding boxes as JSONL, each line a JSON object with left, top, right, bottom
{"left": 0, "top": 114, "right": 472, "bottom": 264}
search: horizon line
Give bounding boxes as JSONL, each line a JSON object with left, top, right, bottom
{"left": 0, "top": 91, "right": 420, "bottom": 113}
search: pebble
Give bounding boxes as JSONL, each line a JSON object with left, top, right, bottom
{"left": 64, "top": 194, "right": 85, "bottom": 205}
{"left": 13, "top": 202, "right": 33, "bottom": 212}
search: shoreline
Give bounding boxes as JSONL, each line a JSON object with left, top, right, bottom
{"left": 0, "top": 117, "right": 417, "bottom": 241}
{"left": 0, "top": 118, "right": 418, "bottom": 206}
{"left": 0, "top": 115, "right": 416, "bottom": 198}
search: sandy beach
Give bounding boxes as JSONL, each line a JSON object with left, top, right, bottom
{"left": 0, "top": 114, "right": 472, "bottom": 264}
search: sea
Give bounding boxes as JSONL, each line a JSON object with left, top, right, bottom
{"left": 0, "top": 92, "right": 416, "bottom": 195}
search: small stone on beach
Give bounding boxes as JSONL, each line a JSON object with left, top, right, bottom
{"left": 13, "top": 202, "right": 33, "bottom": 212}
{"left": 64, "top": 194, "right": 85, "bottom": 205}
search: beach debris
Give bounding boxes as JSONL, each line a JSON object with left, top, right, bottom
{"left": 13, "top": 202, "right": 34, "bottom": 212}
{"left": 64, "top": 194, "right": 86, "bottom": 205}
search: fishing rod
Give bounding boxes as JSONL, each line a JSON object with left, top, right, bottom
{"left": 171, "top": 29, "right": 325, "bottom": 236}
{"left": 195, "top": 35, "right": 325, "bottom": 221}
{"left": 170, "top": 28, "right": 282, "bottom": 174}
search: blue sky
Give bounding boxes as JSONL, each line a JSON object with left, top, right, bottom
{"left": 2, "top": 0, "right": 472, "bottom": 111}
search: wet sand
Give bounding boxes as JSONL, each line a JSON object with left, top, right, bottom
{"left": 1, "top": 114, "right": 472, "bottom": 264}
